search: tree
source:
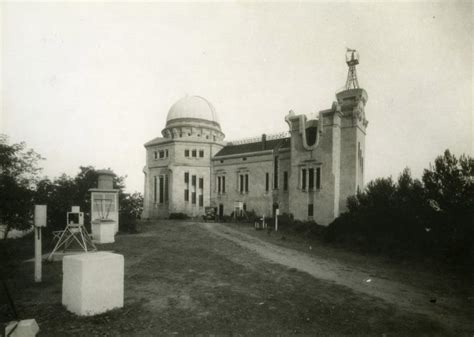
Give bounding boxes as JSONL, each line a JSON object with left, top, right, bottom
{"left": 422, "top": 150, "right": 474, "bottom": 258}
{"left": 0, "top": 135, "right": 44, "bottom": 239}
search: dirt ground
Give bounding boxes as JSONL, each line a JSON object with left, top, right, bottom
{"left": 1, "top": 220, "right": 473, "bottom": 336}
{"left": 202, "top": 222, "right": 474, "bottom": 334}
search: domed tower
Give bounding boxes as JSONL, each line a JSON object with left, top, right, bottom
{"left": 142, "top": 96, "right": 225, "bottom": 219}
{"left": 162, "top": 96, "right": 225, "bottom": 141}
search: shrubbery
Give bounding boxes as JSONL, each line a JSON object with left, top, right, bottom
{"left": 169, "top": 213, "right": 189, "bottom": 220}
{"left": 326, "top": 150, "right": 473, "bottom": 263}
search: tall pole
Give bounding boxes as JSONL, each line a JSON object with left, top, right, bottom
{"left": 34, "top": 226, "right": 42, "bottom": 282}
{"left": 34, "top": 205, "right": 47, "bottom": 283}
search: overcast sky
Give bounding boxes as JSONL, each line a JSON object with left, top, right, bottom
{"left": 1, "top": 2, "right": 472, "bottom": 193}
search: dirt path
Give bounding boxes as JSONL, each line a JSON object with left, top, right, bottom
{"left": 200, "top": 222, "right": 473, "bottom": 332}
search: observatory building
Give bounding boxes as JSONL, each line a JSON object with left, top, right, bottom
{"left": 142, "top": 51, "right": 368, "bottom": 225}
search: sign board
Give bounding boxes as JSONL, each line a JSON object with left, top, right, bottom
{"left": 34, "top": 205, "right": 47, "bottom": 227}
{"left": 276, "top": 209, "right": 280, "bottom": 216}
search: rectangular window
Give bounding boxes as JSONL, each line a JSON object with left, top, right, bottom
{"left": 245, "top": 174, "right": 249, "bottom": 193}
{"left": 274, "top": 156, "right": 279, "bottom": 189}
{"left": 265, "top": 173, "right": 269, "bottom": 192}
{"left": 153, "top": 176, "right": 157, "bottom": 202}
{"left": 192, "top": 192, "right": 196, "bottom": 204}
{"left": 184, "top": 189, "right": 189, "bottom": 202}
{"left": 239, "top": 174, "right": 244, "bottom": 193}
{"left": 218, "top": 176, "right": 221, "bottom": 193}
{"left": 192, "top": 149, "right": 197, "bottom": 157}
{"left": 308, "top": 204, "right": 314, "bottom": 217}
{"left": 316, "top": 167, "right": 321, "bottom": 189}
{"left": 308, "top": 168, "right": 314, "bottom": 190}
{"left": 302, "top": 169, "right": 307, "bottom": 190}
{"left": 164, "top": 175, "right": 169, "bottom": 202}
{"left": 199, "top": 177, "right": 204, "bottom": 189}
{"left": 222, "top": 176, "right": 226, "bottom": 193}
{"left": 153, "top": 151, "right": 158, "bottom": 160}
{"left": 165, "top": 149, "right": 169, "bottom": 158}
{"left": 198, "top": 194, "right": 203, "bottom": 207}
{"left": 185, "top": 149, "right": 190, "bottom": 157}
{"left": 192, "top": 175, "right": 196, "bottom": 186}
{"left": 283, "top": 171, "right": 288, "bottom": 191}
{"left": 199, "top": 150, "right": 204, "bottom": 157}
{"left": 159, "top": 151, "right": 165, "bottom": 159}
{"left": 159, "top": 176, "right": 164, "bottom": 203}
{"left": 184, "top": 172, "right": 189, "bottom": 184}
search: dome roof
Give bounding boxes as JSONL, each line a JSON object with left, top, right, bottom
{"left": 166, "top": 96, "right": 220, "bottom": 125}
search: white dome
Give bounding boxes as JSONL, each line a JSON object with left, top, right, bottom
{"left": 166, "top": 96, "right": 220, "bottom": 125}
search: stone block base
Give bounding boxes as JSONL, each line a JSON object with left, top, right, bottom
{"left": 62, "top": 252, "right": 124, "bottom": 316}
{"left": 91, "top": 222, "right": 115, "bottom": 244}
{"left": 5, "top": 319, "right": 39, "bottom": 337}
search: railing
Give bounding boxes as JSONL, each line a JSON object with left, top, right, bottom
{"left": 227, "top": 131, "right": 290, "bottom": 145}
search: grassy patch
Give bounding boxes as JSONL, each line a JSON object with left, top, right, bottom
{"left": 0, "top": 221, "right": 466, "bottom": 336}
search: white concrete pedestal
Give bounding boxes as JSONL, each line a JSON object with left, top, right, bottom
{"left": 5, "top": 319, "right": 39, "bottom": 337}
{"left": 91, "top": 221, "right": 115, "bottom": 243}
{"left": 62, "top": 252, "right": 124, "bottom": 316}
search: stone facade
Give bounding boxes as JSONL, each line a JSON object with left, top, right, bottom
{"left": 143, "top": 87, "right": 368, "bottom": 225}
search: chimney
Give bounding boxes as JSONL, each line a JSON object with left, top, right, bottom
{"left": 262, "top": 134, "right": 267, "bottom": 150}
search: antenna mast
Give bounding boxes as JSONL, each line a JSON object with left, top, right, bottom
{"left": 345, "top": 48, "right": 360, "bottom": 89}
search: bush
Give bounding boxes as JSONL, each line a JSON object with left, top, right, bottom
{"left": 169, "top": 213, "right": 189, "bottom": 220}
{"left": 326, "top": 150, "right": 474, "bottom": 264}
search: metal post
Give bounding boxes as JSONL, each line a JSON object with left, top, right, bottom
{"left": 34, "top": 226, "right": 42, "bottom": 282}
{"left": 275, "top": 209, "right": 279, "bottom": 232}
{"left": 34, "top": 205, "right": 47, "bottom": 282}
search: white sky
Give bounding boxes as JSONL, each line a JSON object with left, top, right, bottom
{"left": 1, "top": 2, "right": 472, "bottom": 193}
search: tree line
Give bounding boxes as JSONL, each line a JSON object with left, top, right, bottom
{"left": 0, "top": 134, "right": 143, "bottom": 239}
{"left": 326, "top": 150, "right": 473, "bottom": 264}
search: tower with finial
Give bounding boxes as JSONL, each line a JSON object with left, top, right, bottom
{"left": 337, "top": 48, "right": 368, "bottom": 214}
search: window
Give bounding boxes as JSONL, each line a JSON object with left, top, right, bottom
{"left": 159, "top": 151, "right": 165, "bottom": 159}
{"left": 265, "top": 173, "right": 269, "bottom": 192}
{"left": 239, "top": 174, "right": 244, "bottom": 193}
{"left": 199, "top": 150, "right": 204, "bottom": 158}
{"left": 308, "top": 168, "right": 314, "bottom": 190}
{"left": 222, "top": 176, "right": 226, "bottom": 193}
{"left": 274, "top": 156, "right": 279, "bottom": 189}
{"left": 153, "top": 151, "right": 158, "bottom": 160}
{"left": 159, "top": 176, "right": 164, "bottom": 203}
{"left": 220, "top": 160, "right": 224, "bottom": 163}
{"left": 192, "top": 192, "right": 196, "bottom": 204}
{"left": 192, "top": 150, "right": 197, "bottom": 157}
{"left": 283, "top": 171, "right": 288, "bottom": 191}
{"left": 153, "top": 176, "right": 157, "bottom": 202}
{"left": 302, "top": 169, "right": 307, "bottom": 190}
{"left": 218, "top": 176, "right": 221, "bottom": 193}
{"left": 165, "top": 149, "right": 169, "bottom": 158}
{"left": 243, "top": 157, "right": 247, "bottom": 161}
{"left": 192, "top": 175, "right": 196, "bottom": 186}
{"left": 198, "top": 195, "right": 203, "bottom": 207}
{"left": 316, "top": 167, "right": 321, "bottom": 189}
{"left": 184, "top": 172, "right": 189, "bottom": 202}
{"left": 199, "top": 177, "right": 204, "bottom": 189}
{"left": 245, "top": 174, "right": 249, "bottom": 193}
{"left": 164, "top": 175, "right": 169, "bottom": 202}
{"left": 185, "top": 149, "right": 190, "bottom": 157}
{"left": 308, "top": 204, "right": 314, "bottom": 217}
